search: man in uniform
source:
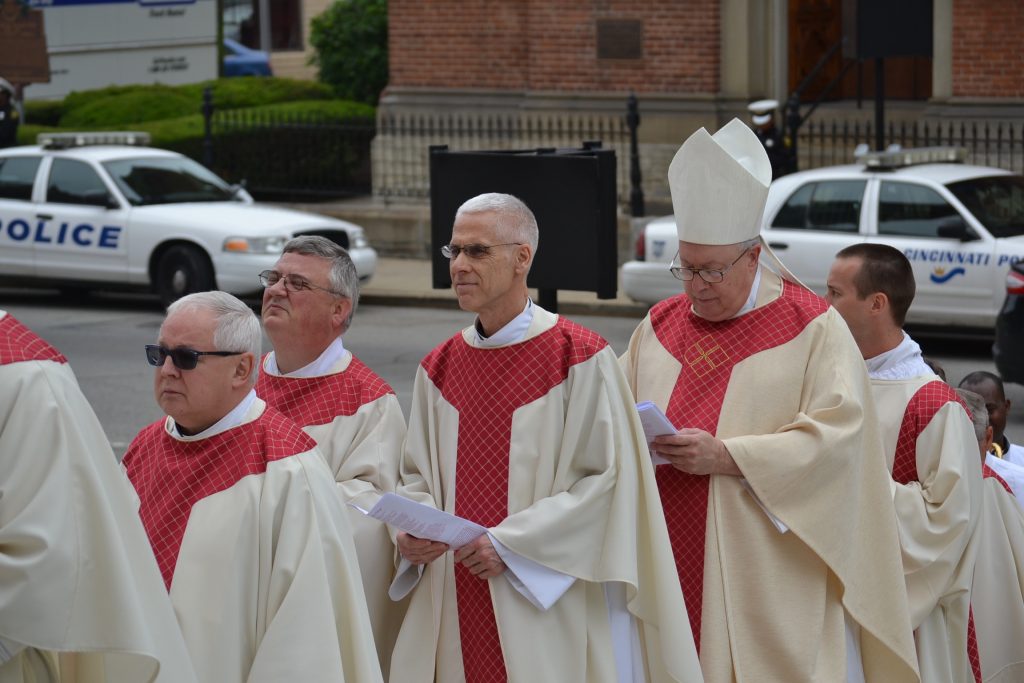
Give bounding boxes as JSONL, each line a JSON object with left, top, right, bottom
{"left": 620, "top": 120, "right": 919, "bottom": 682}
{"left": 390, "top": 192, "right": 703, "bottom": 683}
{"left": 257, "top": 235, "right": 406, "bottom": 675}
{"left": 748, "top": 98, "right": 789, "bottom": 178}
{"left": 0, "top": 78, "right": 20, "bottom": 148}
{"left": 0, "top": 309, "right": 197, "bottom": 683}
{"left": 122, "top": 291, "right": 382, "bottom": 683}
{"left": 826, "top": 243, "right": 982, "bottom": 682}
{"left": 956, "top": 388, "right": 1024, "bottom": 683}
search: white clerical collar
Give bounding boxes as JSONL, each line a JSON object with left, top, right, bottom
{"left": 865, "top": 332, "right": 933, "bottom": 380}
{"left": 691, "top": 266, "right": 762, "bottom": 320}
{"left": 475, "top": 299, "right": 533, "bottom": 347}
{"left": 265, "top": 336, "right": 346, "bottom": 377}
{"left": 170, "top": 388, "right": 257, "bottom": 440}
{"left": 0, "top": 310, "right": 6, "bottom": 322}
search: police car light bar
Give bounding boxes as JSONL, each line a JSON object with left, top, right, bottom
{"left": 37, "top": 131, "right": 152, "bottom": 150}
{"left": 861, "top": 146, "right": 967, "bottom": 170}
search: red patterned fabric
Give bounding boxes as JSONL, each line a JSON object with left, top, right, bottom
{"left": 123, "top": 406, "right": 316, "bottom": 589}
{"left": 0, "top": 315, "right": 67, "bottom": 366}
{"left": 422, "top": 319, "right": 606, "bottom": 683}
{"left": 891, "top": 381, "right": 967, "bottom": 486}
{"left": 648, "top": 283, "right": 827, "bottom": 650}
{"left": 982, "top": 464, "right": 1014, "bottom": 495}
{"left": 968, "top": 607, "right": 982, "bottom": 683}
{"left": 256, "top": 353, "right": 393, "bottom": 426}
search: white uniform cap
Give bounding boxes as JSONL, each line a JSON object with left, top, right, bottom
{"left": 748, "top": 99, "right": 778, "bottom": 126}
{"left": 668, "top": 118, "right": 771, "bottom": 245}
{"left": 0, "top": 78, "right": 13, "bottom": 96}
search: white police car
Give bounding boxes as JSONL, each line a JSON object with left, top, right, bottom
{"left": 0, "top": 132, "right": 377, "bottom": 305}
{"left": 621, "top": 147, "right": 1024, "bottom": 328}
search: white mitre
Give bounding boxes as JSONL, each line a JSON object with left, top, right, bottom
{"left": 668, "top": 118, "right": 771, "bottom": 245}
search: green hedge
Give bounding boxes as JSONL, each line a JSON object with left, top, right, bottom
{"left": 14, "top": 85, "right": 377, "bottom": 199}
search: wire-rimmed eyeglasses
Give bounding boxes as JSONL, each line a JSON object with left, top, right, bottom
{"left": 258, "top": 270, "right": 342, "bottom": 296}
{"left": 440, "top": 243, "right": 522, "bottom": 259}
{"left": 669, "top": 247, "right": 752, "bottom": 284}
{"left": 145, "top": 344, "right": 243, "bottom": 371}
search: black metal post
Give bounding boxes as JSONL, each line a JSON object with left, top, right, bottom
{"left": 626, "top": 93, "right": 645, "bottom": 217}
{"left": 202, "top": 86, "right": 214, "bottom": 168}
{"left": 784, "top": 93, "right": 801, "bottom": 174}
{"left": 875, "top": 58, "right": 885, "bottom": 151}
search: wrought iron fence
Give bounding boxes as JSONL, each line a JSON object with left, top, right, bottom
{"left": 797, "top": 119, "right": 1024, "bottom": 173}
{"left": 372, "top": 111, "right": 631, "bottom": 199}
{"left": 208, "top": 110, "right": 376, "bottom": 200}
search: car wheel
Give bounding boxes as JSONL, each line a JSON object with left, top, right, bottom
{"left": 155, "top": 245, "right": 214, "bottom": 307}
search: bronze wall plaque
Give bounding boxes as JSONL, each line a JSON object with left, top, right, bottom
{"left": 0, "top": 0, "right": 51, "bottom": 84}
{"left": 596, "top": 19, "right": 642, "bottom": 60}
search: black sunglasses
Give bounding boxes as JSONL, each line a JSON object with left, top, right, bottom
{"left": 145, "top": 344, "right": 243, "bottom": 371}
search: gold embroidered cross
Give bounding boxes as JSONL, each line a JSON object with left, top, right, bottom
{"left": 684, "top": 335, "right": 727, "bottom": 377}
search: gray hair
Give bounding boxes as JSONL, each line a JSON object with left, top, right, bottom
{"left": 283, "top": 235, "right": 359, "bottom": 331}
{"left": 166, "top": 291, "right": 261, "bottom": 385}
{"left": 736, "top": 237, "right": 760, "bottom": 253}
{"left": 455, "top": 193, "right": 540, "bottom": 253}
{"left": 955, "top": 388, "right": 989, "bottom": 443}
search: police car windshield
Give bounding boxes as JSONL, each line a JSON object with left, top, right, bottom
{"left": 947, "top": 175, "right": 1024, "bottom": 238}
{"left": 101, "top": 157, "right": 236, "bottom": 206}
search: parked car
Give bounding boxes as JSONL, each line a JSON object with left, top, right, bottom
{"left": 622, "top": 147, "right": 1024, "bottom": 328}
{"left": 994, "top": 260, "right": 1024, "bottom": 383}
{"left": 223, "top": 38, "right": 273, "bottom": 77}
{"left": 0, "top": 132, "right": 376, "bottom": 305}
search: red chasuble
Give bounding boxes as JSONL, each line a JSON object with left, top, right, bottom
{"left": 648, "top": 282, "right": 826, "bottom": 649}
{"left": 0, "top": 314, "right": 67, "bottom": 366}
{"left": 892, "top": 381, "right": 982, "bottom": 683}
{"left": 123, "top": 407, "right": 317, "bottom": 589}
{"left": 256, "top": 354, "right": 394, "bottom": 426}
{"left": 982, "top": 464, "right": 1014, "bottom": 495}
{"left": 420, "top": 318, "right": 606, "bottom": 683}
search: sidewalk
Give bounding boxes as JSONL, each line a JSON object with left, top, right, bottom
{"left": 360, "top": 257, "right": 651, "bottom": 318}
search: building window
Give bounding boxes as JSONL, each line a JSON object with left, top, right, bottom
{"left": 223, "top": 0, "right": 303, "bottom": 52}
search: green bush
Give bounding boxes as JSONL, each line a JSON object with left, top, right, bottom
{"left": 310, "top": 0, "right": 388, "bottom": 105}
{"left": 60, "top": 86, "right": 198, "bottom": 127}
{"left": 23, "top": 100, "right": 64, "bottom": 127}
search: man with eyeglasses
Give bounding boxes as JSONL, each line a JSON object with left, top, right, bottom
{"left": 122, "top": 291, "right": 383, "bottom": 683}
{"left": 827, "top": 244, "right": 982, "bottom": 683}
{"left": 255, "top": 235, "right": 407, "bottom": 676}
{"left": 389, "top": 192, "right": 702, "bottom": 683}
{"left": 0, "top": 310, "right": 198, "bottom": 683}
{"left": 620, "top": 120, "right": 918, "bottom": 682}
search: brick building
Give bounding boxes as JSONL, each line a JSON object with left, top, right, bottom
{"left": 378, "top": 0, "right": 1024, "bottom": 207}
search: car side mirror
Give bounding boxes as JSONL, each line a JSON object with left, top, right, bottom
{"left": 936, "top": 216, "right": 978, "bottom": 242}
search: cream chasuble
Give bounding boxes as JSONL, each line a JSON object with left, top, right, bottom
{"left": 869, "top": 364, "right": 983, "bottom": 683}
{"left": 0, "top": 312, "right": 198, "bottom": 683}
{"left": 122, "top": 398, "right": 382, "bottom": 683}
{"left": 620, "top": 268, "right": 919, "bottom": 683}
{"left": 971, "top": 467, "right": 1024, "bottom": 682}
{"left": 391, "top": 306, "right": 703, "bottom": 683}
{"left": 256, "top": 348, "right": 407, "bottom": 676}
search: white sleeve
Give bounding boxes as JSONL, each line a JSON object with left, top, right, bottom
{"left": 490, "top": 533, "right": 575, "bottom": 611}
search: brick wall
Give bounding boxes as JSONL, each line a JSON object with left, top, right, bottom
{"left": 388, "top": 0, "right": 719, "bottom": 94}
{"left": 952, "top": 0, "right": 1024, "bottom": 98}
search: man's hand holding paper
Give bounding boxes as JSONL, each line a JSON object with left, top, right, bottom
{"left": 653, "top": 428, "right": 743, "bottom": 476}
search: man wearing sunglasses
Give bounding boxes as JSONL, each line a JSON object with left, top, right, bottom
{"left": 256, "top": 235, "right": 407, "bottom": 676}
{"left": 620, "top": 120, "right": 918, "bottom": 682}
{"left": 122, "top": 291, "right": 382, "bottom": 683}
{"left": 389, "top": 193, "right": 702, "bottom": 683}
{"left": 0, "top": 310, "right": 198, "bottom": 683}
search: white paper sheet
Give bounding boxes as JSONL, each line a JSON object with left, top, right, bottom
{"left": 351, "top": 492, "right": 487, "bottom": 548}
{"left": 636, "top": 401, "right": 675, "bottom": 465}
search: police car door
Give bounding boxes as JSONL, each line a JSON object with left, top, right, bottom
{"left": 0, "top": 155, "right": 43, "bottom": 276}
{"left": 872, "top": 179, "right": 992, "bottom": 326}
{"left": 34, "top": 157, "right": 129, "bottom": 282}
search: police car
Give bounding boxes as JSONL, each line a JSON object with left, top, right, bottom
{"left": 0, "top": 132, "right": 377, "bottom": 305}
{"left": 621, "top": 147, "right": 1024, "bottom": 328}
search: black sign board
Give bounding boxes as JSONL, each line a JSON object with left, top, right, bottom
{"left": 429, "top": 145, "right": 619, "bottom": 301}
